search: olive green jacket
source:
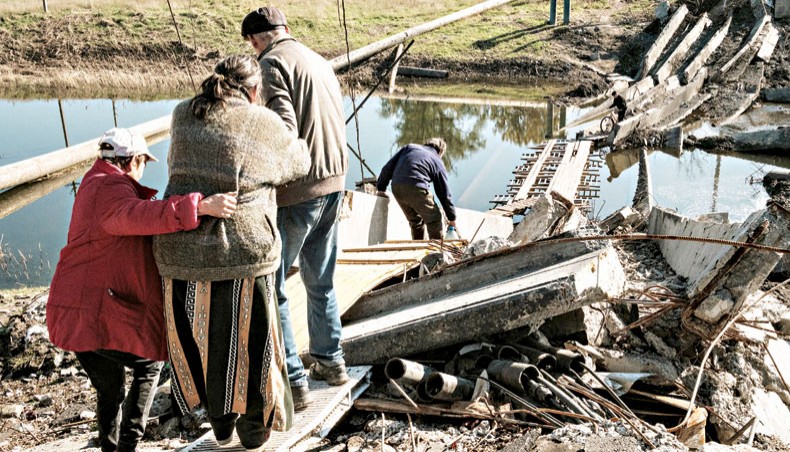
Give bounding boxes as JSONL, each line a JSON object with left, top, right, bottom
{"left": 258, "top": 37, "right": 348, "bottom": 206}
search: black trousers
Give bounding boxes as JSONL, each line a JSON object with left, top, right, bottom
{"left": 76, "top": 350, "right": 162, "bottom": 452}
{"left": 392, "top": 183, "right": 444, "bottom": 240}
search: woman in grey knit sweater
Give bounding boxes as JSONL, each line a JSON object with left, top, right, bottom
{"left": 153, "top": 55, "right": 309, "bottom": 451}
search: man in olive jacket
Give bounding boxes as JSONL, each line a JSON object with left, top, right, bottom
{"left": 242, "top": 6, "right": 349, "bottom": 410}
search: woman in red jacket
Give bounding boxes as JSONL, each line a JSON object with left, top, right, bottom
{"left": 46, "top": 127, "right": 237, "bottom": 452}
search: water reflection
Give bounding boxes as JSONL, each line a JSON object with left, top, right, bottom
{"left": 379, "top": 98, "right": 487, "bottom": 171}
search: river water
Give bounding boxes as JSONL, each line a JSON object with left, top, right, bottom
{"left": 0, "top": 96, "right": 788, "bottom": 289}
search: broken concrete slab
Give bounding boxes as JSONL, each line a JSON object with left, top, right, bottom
{"left": 610, "top": 68, "right": 707, "bottom": 146}
{"left": 681, "top": 14, "right": 732, "bottom": 85}
{"left": 653, "top": 14, "right": 712, "bottom": 84}
{"left": 341, "top": 240, "right": 626, "bottom": 365}
{"left": 709, "top": 63, "right": 765, "bottom": 127}
{"left": 600, "top": 206, "right": 642, "bottom": 233}
{"left": 715, "top": 15, "right": 769, "bottom": 79}
{"left": 508, "top": 193, "right": 574, "bottom": 244}
{"left": 697, "top": 212, "right": 729, "bottom": 223}
{"left": 648, "top": 206, "right": 752, "bottom": 283}
{"left": 765, "top": 339, "right": 790, "bottom": 395}
{"left": 649, "top": 204, "right": 790, "bottom": 330}
{"left": 762, "top": 87, "right": 790, "bottom": 103}
{"left": 638, "top": 4, "right": 689, "bottom": 79}
{"left": 733, "top": 126, "right": 790, "bottom": 152}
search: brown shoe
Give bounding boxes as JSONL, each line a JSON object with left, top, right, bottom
{"left": 291, "top": 385, "right": 312, "bottom": 411}
{"left": 309, "top": 361, "right": 349, "bottom": 386}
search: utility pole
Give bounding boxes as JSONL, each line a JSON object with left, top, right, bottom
{"left": 43, "top": 0, "right": 48, "bottom": 13}
{"left": 548, "top": 0, "right": 570, "bottom": 25}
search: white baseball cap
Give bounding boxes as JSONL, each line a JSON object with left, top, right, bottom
{"left": 98, "top": 128, "right": 159, "bottom": 162}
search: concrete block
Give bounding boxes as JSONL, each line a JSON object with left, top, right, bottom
{"left": 696, "top": 212, "right": 729, "bottom": 223}
{"left": 695, "top": 288, "right": 736, "bottom": 324}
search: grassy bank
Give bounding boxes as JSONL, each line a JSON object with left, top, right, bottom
{"left": 0, "top": 0, "right": 655, "bottom": 99}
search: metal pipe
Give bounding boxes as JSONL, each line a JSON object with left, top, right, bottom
{"left": 425, "top": 372, "right": 475, "bottom": 402}
{"left": 328, "top": 0, "right": 517, "bottom": 71}
{"left": 415, "top": 379, "right": 434, "bottom": 403}
{"left": 555, "top": 349, "right": 585, "bottom": 373}
{"left": 496, "top": 345, "right": 528, "bottom": 363}
{"left": 524, "top": 378, "right": 554, "bottom": 404}
{"left": 0, "top": 115, "right": 171, "bottom": 191}
{"left": 486, "top": 359, "right": 540, "bottom": 392}
{"left": 508, "top": 344, "right": 556, "bottom": 372}
{"left": 384, "top": 358, "right": 433, "bottom": 386}
{"left": 538, "top": 372, "right": 602, "bottom": 422}
{"left": 521, "top": 340, "right": 584, "bottom": 373}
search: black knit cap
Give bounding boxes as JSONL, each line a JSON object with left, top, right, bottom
{"left": 241, "top": 6, "right": 287, "bottom": 37}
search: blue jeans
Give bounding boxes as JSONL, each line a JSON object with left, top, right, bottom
{"left": 276, "top": 191, "right": 345, "bottom": 387}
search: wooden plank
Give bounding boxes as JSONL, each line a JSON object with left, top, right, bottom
{"left": 512, "top": 140, "right": 555, "bottom": 201}
{"left": 336, "top": 258, "right": 421, "bottom": 264}
{"left": 285, "top": 246, "right": 428, "bottom": 356}
{"left": 183, "top": 366, "right": 372, "bottom": 452}
{"left": 546, "top": 141, "right": 592, "bottom": 201}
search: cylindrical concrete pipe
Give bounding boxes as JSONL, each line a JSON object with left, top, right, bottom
{"left": 425, "top": 372, "right": 475, "bottom": 402}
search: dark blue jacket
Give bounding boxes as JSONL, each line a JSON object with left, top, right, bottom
{"left": 376, "top": 144, "right": 456, "bottom": 221}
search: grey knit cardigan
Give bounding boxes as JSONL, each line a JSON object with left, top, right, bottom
{"left": 153, "top": 97, "right": 309, "bottom": 281}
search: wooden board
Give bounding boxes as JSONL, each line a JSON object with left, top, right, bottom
{"left": 285, "top": 241, "right": 440, "bottom": 354}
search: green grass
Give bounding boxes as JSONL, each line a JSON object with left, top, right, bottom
{"left": 0, "top": 0, "right": 656, "bottom": 98}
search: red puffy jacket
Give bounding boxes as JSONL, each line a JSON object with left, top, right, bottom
{"left": 47, "top": 159, "right": 203, "bottom": 361}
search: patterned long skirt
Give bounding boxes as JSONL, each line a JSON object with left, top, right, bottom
{"left": 163, "top": 274, "right": 292, "bottom": 434}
